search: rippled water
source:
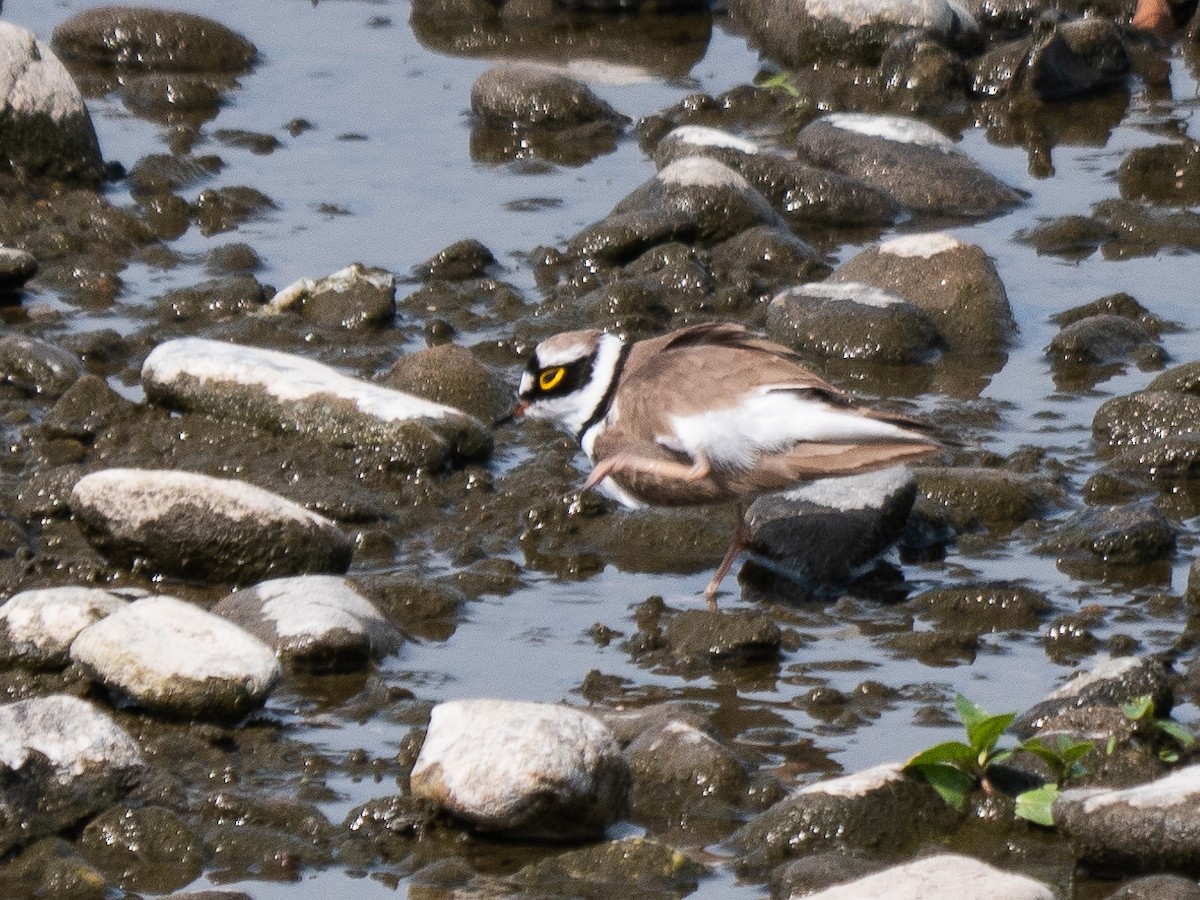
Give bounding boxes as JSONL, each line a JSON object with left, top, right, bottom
{"left": 12, "top": 0, "right": 1200, "bottom": 895}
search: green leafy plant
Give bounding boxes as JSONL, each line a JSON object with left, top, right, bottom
{"left": 753, "top": 70, "right": 801, "bottom": 98}
{"left": 1122, "top": 694, "right": 1196, "bottom": 763}
{"left": 905, "top": 694, "right": 1094, "bottom": 826}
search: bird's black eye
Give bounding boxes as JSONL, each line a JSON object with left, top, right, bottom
{"left": 538, "top": 367, "right": 566, "bottom": 391}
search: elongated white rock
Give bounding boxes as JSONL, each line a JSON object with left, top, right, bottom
{"left": 70, "top": 468, "right": 353, "bottom": 583}
{"left": 410, "top": 699, "right": 630, "bottom": 839}
{"left": 803, "top": 853, "right": 1054, "bottom": 900}
{"left": 70, "top": 595, "right": 281, "bottom": 720}
{"left": 0, "top": 586, "right": 132, "bottom": 668}
{"left": 141, "top": 337, "right": 492, "bottom": 470}
{"left": 0, "top": 694, "right": 144, "bottom": 855}
{"left": 213, "top": 575, "right": 400, "bottom": 672}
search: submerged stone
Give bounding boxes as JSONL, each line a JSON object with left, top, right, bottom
{"left": 509, "top": 836, "right": 708, "bottom": 896}
{"left": 410, "top": 699, "right": 630, "bottom": 840}
{"left": 69, "top": 467, "right": 354, "bottom": 582}
{"left": 1043, "top": 502, "right": 1175, "bottom": 568}
{"left": 79, "top": 804, "right": 203, "bottom": 893}
{"left": 70, "top": 595, "right": 281, "bottom": 720}
{"left": 471, "top": 64, "right": 627, "bottom": 129}
{"left": 142, "top": 337, "right": 492, "bottom": 470}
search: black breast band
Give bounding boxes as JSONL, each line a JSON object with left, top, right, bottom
{"left": 576, "top": 341, "right": 631, "bottom": 444}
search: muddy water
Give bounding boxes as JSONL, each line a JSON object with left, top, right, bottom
{"left": 11, "top": 0, "right": 1200, "bottom": 896}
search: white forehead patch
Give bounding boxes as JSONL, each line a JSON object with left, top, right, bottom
{"left": 537, "top": 341, "right": 593, "bottom": 368}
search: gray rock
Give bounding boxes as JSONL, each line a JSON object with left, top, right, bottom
{"left": 0, "top": 22, "right": 105, "bottom": 184}
{"left": 0, "top": 695, "right": 144, "bottom": 855}
{"left": 662, "top": 609, "right": 782, "bottom": 665}
{"left": 0, "top": 335, "right": 84, "bottom": 398}
{"left": 567, "top": 207, "right": 699, "bottom": 267}
{"left": 655, "top": 125, "right": 903, "bottom": 227}
{"left": 1043, "top": 502, "right": 1175, "bottom": 568}
{"left": 380, "top": 343, "right": 511, "bottom": 426}
{"left": 0, "top": 247, "right": 37, "bottom": 292}
{"left": 797, "top": 116, "right": 1022, "bottom": 218}
{"left": 879, "top": 32, "right": 968, "bottom": 114}
{"left": 52, "top": 7, "right": 257, "bottom": 72}
{"left": 471, "top": 64, "right": 627, "bottom": 129}
{"left": 1148, "top": 361, "right": 1200, "bottom": 396}
{"left": 141, "top": 337, "right": 492, "bottom": 469}
{"left": 212, "top": 575, "right": 401, "bottom": 673}
{"left": 727, "top": 0, "right": 979, "bottom": 65}
{"left": 1092, "top": 200, "right": 1200, "bottom": 255}
{"left": 747, "top": 467, "right": 919, "bottom": 585}
{"left": 509, "top": 836, "right": 707, "bottom": 897}
{"left": 800, "top": 853, "right": 1054, "bottom": 899}
{"left": 729, "top": 762, "right": 954, "bottom": 872}
{"left": 153, "top": 274, "right": 267, "bottom": 323}
{"left": 1046, "top": 315, "right": 1161, "bottom": 366}
{"left": 413, "top": 238, "right": 496, "bottom": 281}
{"left": 261, "top": 263, "right": 396, "bottom": 330}
{"left": 1094, "top": 390, "right": 1200, "bottom": 450}
{"left": 609, "top": 156, "right": 787, "bottom": 243}
{"left": 766, "top": 281, "right": 941, "bottom": 364}
{"left": 710, "top": 225, "right": 831, "bottom": 294}
{"left": 913, "top": 581, "right": 1050, "bottom": 632}
{"left": 0, "top": 586, "right": 131, "bottom": 668}
{"left": 1014, "top": 656, "right": 1173, "bottom": 738}
{"left": 1056, "top": 766, "right": 1200, "bottom": 873}
{"left": 70, "top": 595, "right": 281, "bottom": 720}
{"left": 410, "top": 699, "right": 630, "bottom": 839}
{"left": 69, "top": 467, "right": 354, "bottom": 582}
{"left": 829, "top": 232, "right": 1015, "bottom": 350}
{"left": 79, "top": 804, "right": 203, "bottom": 893}
{"left": 42, "top": 374, "right": 133, "bottom": 442}
{"left": 1104, "top": 875, "right": 1200, "bottom": 900}
{"left": 971, "top": 19, "right": 1128, "bottom": 102}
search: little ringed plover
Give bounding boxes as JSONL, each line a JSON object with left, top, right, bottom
{"left": 512, "top": 322, "right": 941, "bottom": 608}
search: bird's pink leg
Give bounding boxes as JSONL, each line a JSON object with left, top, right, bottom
{"left": 704, "top": 503, "right": 748, "bottom": 610}
{"left": 583, "top": 452, "right": 710, "bottom": 491}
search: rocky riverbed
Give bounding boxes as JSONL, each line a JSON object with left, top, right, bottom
{"left": 2, "top": 0, "right": 1200, "bottom": 897}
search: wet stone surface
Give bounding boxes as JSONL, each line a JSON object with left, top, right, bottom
{"left": 3, "top": 0, "right": 1200, "bottom": 897}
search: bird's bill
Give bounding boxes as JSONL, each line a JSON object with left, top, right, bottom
{"left": 493, "top": 400, "right": 528, "bottom": 428}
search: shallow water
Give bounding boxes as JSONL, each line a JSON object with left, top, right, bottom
{"left": 11, "top": 0, "right": 1200, "bottom": 895}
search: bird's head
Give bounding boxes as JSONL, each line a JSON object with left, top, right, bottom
{"left": 509, "top": 329, "right": 626, "bottom": 440}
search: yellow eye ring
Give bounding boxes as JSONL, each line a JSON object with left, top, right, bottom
{"left": 538, "top": 367, "right": 566, "bottom": 391}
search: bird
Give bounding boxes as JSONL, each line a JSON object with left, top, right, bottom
{"left": 511, "top": 322, "right": 942, "bottom": 608}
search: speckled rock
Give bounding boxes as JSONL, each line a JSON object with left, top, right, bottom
{"left": 69, "top": 468, "right": 354, "bottom": 582}
{"left": 654, "top": 125, "right": 903, "bottom": 227}
{"left": 729, "top": 763, "right": 954, "bottom": 872}
{"left": 971, "top": 18, "right": 1128, "bottom": 102}
{"left": 663, "top": 609, "right": 782, "bottom": 665}
{"left": 212, "top": 575, "right": 401, "bottom": 672}
{"left": 471, "top": 64, "right": 626, "bottom": 129}
{"left": 413, "top": 238, "right": 496, "bottom": 281}
{"left": 747, "top": 467, "right": 920, "bottom": 585}
{"left": 0, "top": 247, "right": 38, "bottom": 292}
{"left": 829, "top": 232, "right": 1015, "bottom": 351}
{"left": 508, "top": 837, "right": 707, "bottom": 897}
{"left": 0, "top": 335, "right": 84, "bottom": 398}
{"left": 802, "top": 853, "right": 1054, "bottom": 899}
{"left": 608, "top": 156, "right": 787, "bottom": 243}
{"left": 1093, "top": 390, "right": 1200, "bottom": 450}
{"left": 766, "top": 281, "right": 941, "bottom": 364}
{"left": 1014, "top": 656, "right": 1173, "bottom": 738}
{"left": 1092, "top": 200, "right": 1200, "bottom": 255}
{"left": 1046, "top": 315, "right": 1162, "bottom": 367}
{"left": 1148, "top": 361, "right": 1200, "bottom": 395}
{"left": 153, "top": 274, "right": 267, "bottom": 323}
{"left": 380, "top": 343, "right": 510, "bottom": 425}
{"left": 913, "top": 581, "right": 1050, "bottom": 632}
{"left": 0, "top": 586, "right": 131, "bottom": 668}
{"left": 70, "top": 595, "right": 281, "bottom": 720}
{"left": 142, "top": 337, "right": 492, "bottom": 470}
{"left": 0, "top": 695, "right": 144, "bottom": 855}
{"left": 79, "top": 804, "right": 204, "bottom": 893}
{"left": 52, "top": 7, "right": 257, "bottom": 72}
{"left": 1056, "top": 766, "right": 1200, "bottom": 873}
{"left": 915, "top": 467, "right": 1050, "bottom": 529}
{"left": 796, "top": 115, "right": 1021, "bottom": 218}
{"left": 1043, "top": 502, "right": 1175, "bottom": 568}
{"left": 1120, "top": 139, "right": 1200, "bottom": 207}
{"left": 710, "top": 226, "right": 832, "bottom": 292}
{"left": 727, "top": 0, "right": 979, "bottom": 65}
{"left": 879, "top": 32, "right": 968, "bottom": 114}
{"left": 567, "top": 207, "right": 699, "bottom": 267}
{"left": 262, "top": 263, "right": 396, "bottom": 330}
{"left": 410, "top": 699, "right": 630, "bottom": 839}
{"left": 0, "top": 22, "right": 105, "bottom": 184}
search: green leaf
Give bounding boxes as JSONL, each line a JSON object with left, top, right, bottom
{"left": 955, "top": 694, "right": 990, "bottom": 733}
{"left": 1106, "top": 735, "right": 1117, "bottom": 755}
{"left": 909, "top": 762, "right": 977, "bottom": 810}
{"left": 956, "top": 695, "right": 1015, "bottom": 754}
{"left": 1122, "top": 695, "right": 1155, "bottom": 721}
{"left": 754, "top": 72, "right": 800, "bottom": 98}
{"left": 906, "top": 741, "right": 977, "bottom": 770}
{"left": 1160, "top": 749, "right": 1181, "bottom": 764}
{"left": 1015, "top": 784, "right": 1059, "bottom": 826}
{"left": 1156, "top": 720, "right": 1196, "bottom": 747}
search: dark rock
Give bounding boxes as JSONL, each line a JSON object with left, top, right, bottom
{"left": 0, "top": 247, "right": 37, "bottom": 292}
{"left": 0, "top": 335, "right": 83, "bottom": 398}
{"left": 153, "top": 274, "right": 267, "bottom": 322}
{"left": 915, "top": 467, "right": 1051, "bottom": 529}
{"left": 191, "top": 185, "right": 276, "bottom": 236}
{"left": 567, "top": 207, "right": 699, "bottom": 267}
{"left": 879, "top": 31, "right": 968, "bottom": 114}
{"left": 52, "top": 7, "right": 257, "bottom": 72}
{"left": 766, "top": 281, "right": 941, "bottom": 364}
{"left": 1043, "top": 502, "right": 1175, "bottom": 568}
{"left": 663, "top": 609, "right": 782, "bottom": 664}
{"left": 1046, "top": 314, "right": 1161, "bottom": 366}
{"left": 1120, "top": 139, "right": 1200, "bottom": 206}
{"left": 41, "top": 375, "right": 132, "bottom": 442}
{"left": 913, "top": 581, "right": 1050, "bottom": 632}
{"left": 1092, "top": 200, "right": 1200, "bottom": 255}
{"left": 1148, "top": 361, "right": 1200, "bottom": 395}
{"left": 1015, "top": 214, "right": 1116, "bottom": 258}
{"left": 126, "top": 153, "right": 223, "bottom": 194}
{"left": 509, "top": 837, "right": 707, "bottom": 897}
{"left": 710, "top": 226, "right": 832, "bottom": 293}
{"left": 471, "top": 64, "right": 627, "bottom": 129}
{"left": 79, "top": 805, "right": 203, "bottom": 893}
{"left": 1094, "top": 391, "right": 1200, "bottom": 449}
{"left": 265, "top": 264, "right": 395, "bottom": 330}
{"left": 213, "top": 128, "right": 281, "bottom": 154}
{"left": 381, "top": 343, "right": 511, "bottom": 425}
{"left": 1052, "top": 292, "right": 1174, "bottom": 334}
{"left": 413, "top": 238, "right": 497, "bottom": 281}
{"left": 971, "top": 19, "right": 1128, "bottom": 102}
{"left": 796, "top": 114, "right": 1022, "bottom": 218}
{"left": 1014, "top": 656, "right": 1173, "bottom": 737}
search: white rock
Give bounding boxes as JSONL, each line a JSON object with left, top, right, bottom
{"left": 665, "top": 125, "right": 761, "bottom": 155}
{"left": 213, "top": 575, "right": 400, "bottom": 671}
{"left": 261, "top": 262, "right": 395, "bottom": 315}
{"left": 1046, "top": 656, "right": 1141, "bottom": 699}
{"left": 410, "top": 699, "right": 630, "bottom": 839}
{"left": 70, "top": 596, "right": 281, "bottom": 720}
{"left": 798, "top": 761, "right": 907, "bottom": 798}
{"left": 800, "top": 853, "right": 1054, "bottom": 900}
{"left": 658, "top": 155, "right": 754, "bottom": 190}
{"left": 69, "top": 467, "right": 353, "bottom": 582}
{"left": 0, "top": 694, "right": 144, "bottom": 855}
{"left": 0, "top": 586, "right": 131, "bottom": 667}
{"left": 822, "top": 112, "right": 958, "bottom": 152}
{"left": 879, "top": 232, "right": 964, "bottom": 258}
